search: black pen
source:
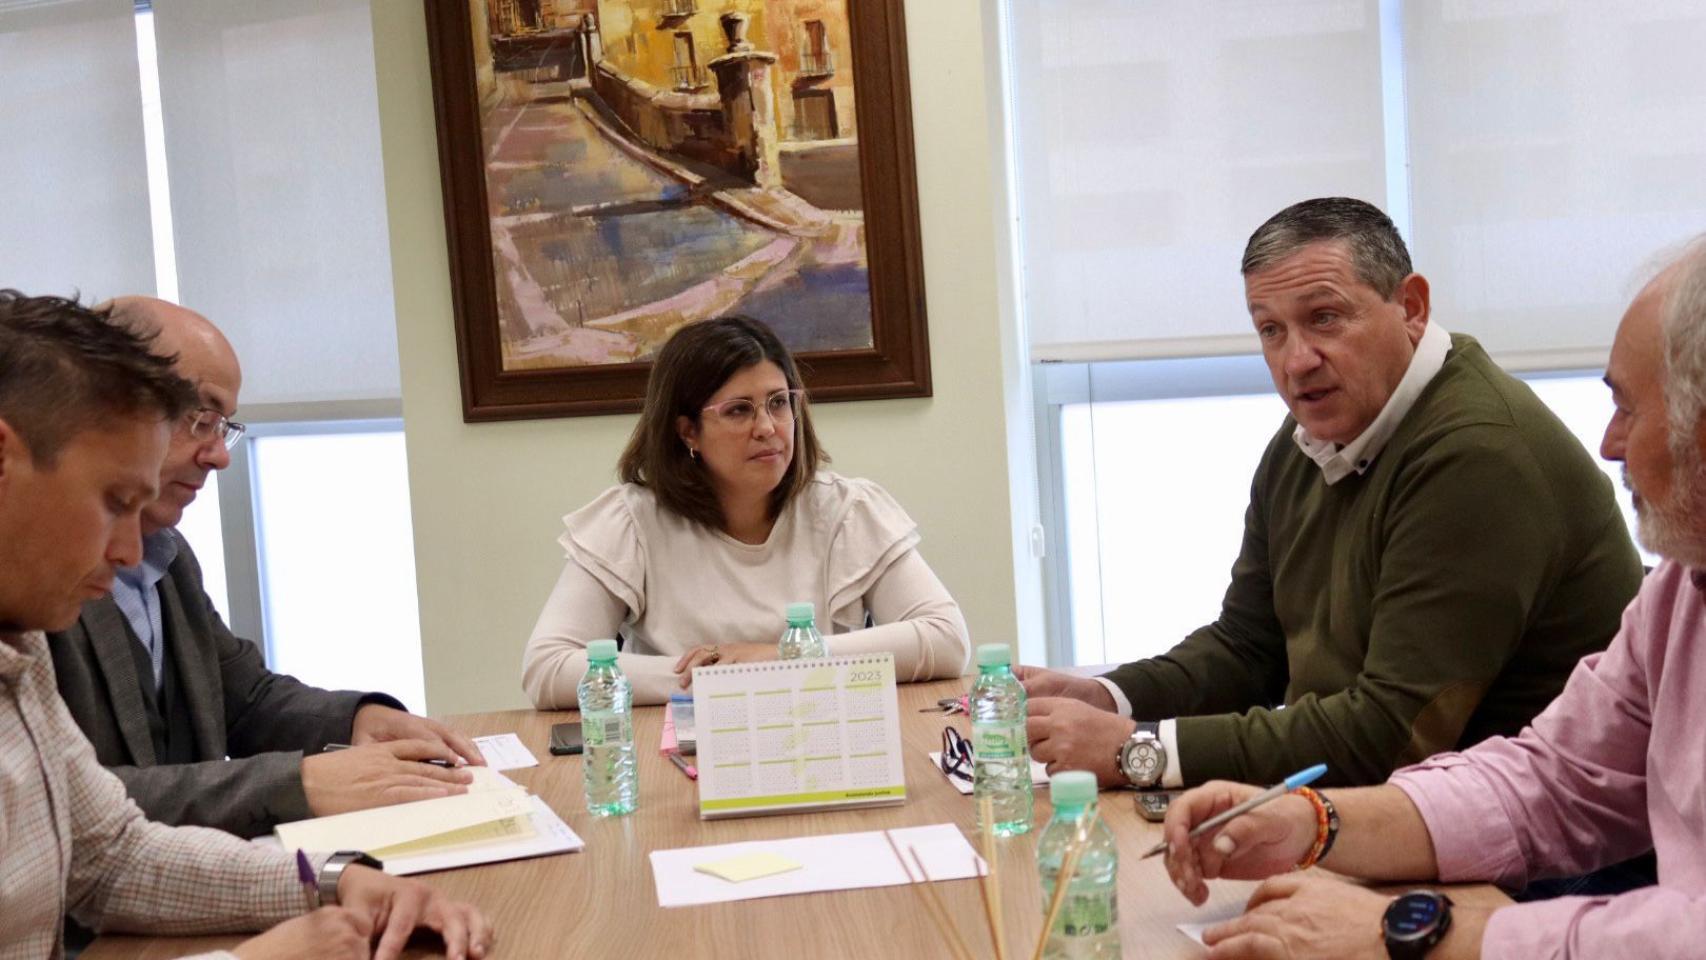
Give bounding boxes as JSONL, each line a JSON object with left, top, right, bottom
{"left": 323, "top": 742, "right": 458, "bottom": 768}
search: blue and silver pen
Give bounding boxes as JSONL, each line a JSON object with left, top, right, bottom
{"left": 1140, "top": 763, "right": 1328, "bottom": 859}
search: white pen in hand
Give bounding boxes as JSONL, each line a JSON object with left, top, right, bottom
{"left": 1141, "top": 762, "right": 1328, "bottom": 859}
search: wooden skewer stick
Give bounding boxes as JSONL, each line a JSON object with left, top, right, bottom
{"left": 910, "top": 845, "right": 977, "bottom": 960}
{"left": 883, "top": 830, "right": 975, "bottom": 960}
{"left": 1029, "top": 817, "right": 1092, "bottom": 960}
{"left": 978, "top": 796, "right": 1008, "bottom": 960}
{"left": 973, "top": 855, "right": 1005, "bottom": 960}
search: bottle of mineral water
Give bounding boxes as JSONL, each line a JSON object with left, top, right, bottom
{"left": 970, "top": 642, "right": 1032, "bottom": 835}
{"left": 777, "top": 601, "right": 828, "bottom": 660}
{"left": 578, "top": 638, "right": 636, "bottom": 816}
{"left": 1037, "top": 771, "right": 1121, "bottom": 959}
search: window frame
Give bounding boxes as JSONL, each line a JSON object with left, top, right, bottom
{"left": 216, "top": 411, "right": 406, "bottom": 666}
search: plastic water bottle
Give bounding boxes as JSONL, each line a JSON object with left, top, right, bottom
{"left": 777, "top": 601, "right": 828, "bottom": 659}
{"left": 578, "top": 638, "right": 636, "bottom": 816}
{"left": 1037, "top": 771, "right": 1121, "bottom": 958}
{"left": 970, "top": 643, "right": 1032, "bottom": 835}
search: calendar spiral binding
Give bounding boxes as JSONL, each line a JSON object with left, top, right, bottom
{"left": 691, "top": 652, "right": 894, "bottom": 676}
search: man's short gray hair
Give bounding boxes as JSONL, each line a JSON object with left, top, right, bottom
{"left": 1242, "top": 197, "right": 1413, "bottom": 300}
{"left": 1660, "top": 235, "right": 1706, "bottom": 459}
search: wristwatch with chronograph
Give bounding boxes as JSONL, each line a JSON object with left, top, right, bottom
{"left": 1116, "top": 721, "right": 1166, "bottom": 788}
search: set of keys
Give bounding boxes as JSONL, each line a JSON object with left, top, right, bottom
{"left": 918, "top": 695, "right": 969, "bottom": 715}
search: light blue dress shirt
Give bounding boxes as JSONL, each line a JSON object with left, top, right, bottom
{"left": 109, "top": 531, "right": 181, "bottom": 692}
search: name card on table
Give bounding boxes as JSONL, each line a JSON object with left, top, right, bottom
{"left": 691, "top": 653, "right": 905, "bottom": 819}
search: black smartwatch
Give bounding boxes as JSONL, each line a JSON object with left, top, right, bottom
{"left": 1382, "top": 890, "right": 1453, "bottom": 960}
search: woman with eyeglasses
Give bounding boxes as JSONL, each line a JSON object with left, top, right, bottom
{"left": 522, "top": 316, "right": 970, "bottom": 708}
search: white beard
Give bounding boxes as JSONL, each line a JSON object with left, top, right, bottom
{"left": 1630, "top": 451, "right": 1706, "bottom": 568}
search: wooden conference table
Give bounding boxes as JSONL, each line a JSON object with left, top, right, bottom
{"left": 88, "top": 677, "right": 1510, "bottom": 959}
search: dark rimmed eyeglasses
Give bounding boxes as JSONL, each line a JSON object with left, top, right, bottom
{"left": 939, "top": 726, "right": 973, "bottom": 782}
{"left": 184, "top": 406, "right": 246, "bottom": 450}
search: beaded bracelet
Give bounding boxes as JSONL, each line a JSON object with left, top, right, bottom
{"left": 1293, "top": 786, "right": 1340, "bottom": 871}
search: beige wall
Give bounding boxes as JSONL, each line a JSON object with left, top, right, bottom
{"left": 372, "top": 0, "right": 1033, "bottom": 715}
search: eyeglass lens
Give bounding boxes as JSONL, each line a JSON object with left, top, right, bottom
{"left": 188, "top": 409, "right": 244, "bottom": 449}
{"left": 714, "top": 391, "right": 797, "bottom": 423}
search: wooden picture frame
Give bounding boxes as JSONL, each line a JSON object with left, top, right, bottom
{"left": 424, "top": 0, "right": 931, "bottom": 421}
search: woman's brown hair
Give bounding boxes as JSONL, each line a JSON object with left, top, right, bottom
{"left": 617, "top": 316, "right": 827, "bottom": 530}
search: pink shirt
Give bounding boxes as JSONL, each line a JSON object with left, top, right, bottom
{"left": 1391, "top": 560, "right": 1706, "bottom": 958}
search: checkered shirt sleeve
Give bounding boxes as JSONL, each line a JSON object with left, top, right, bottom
{"left": 21, "top": 631, "right": 309, "bottom": 936}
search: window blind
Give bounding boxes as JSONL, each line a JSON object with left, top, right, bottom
{"left": 150, "top": 0, "right": 401, "bottom": 407}
{"left": 1012, "top": 0, "right": 1389, "bottom": 362}
{"left": 0, "top": 0, "right": 156, "bottom": 300}
{"left": 1013, "top": 0, "right": 1706, "bottom": 366}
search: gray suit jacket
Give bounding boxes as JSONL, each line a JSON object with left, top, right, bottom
{"left": 47, "top": 530, "right": 401, "bottom": 838}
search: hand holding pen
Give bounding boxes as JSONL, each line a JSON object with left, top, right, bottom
{"left": 1156, "top": 764, "right": 1329, "bottom": 907}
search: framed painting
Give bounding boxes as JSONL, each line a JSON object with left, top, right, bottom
{"left": 424, "top": 0, "right": 931, "bottom": 421}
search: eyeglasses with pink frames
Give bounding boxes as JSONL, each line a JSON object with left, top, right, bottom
{"left": 700, "top": 388, "right": 804, "bottom": 429}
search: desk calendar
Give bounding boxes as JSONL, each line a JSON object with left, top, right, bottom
{"left": 691, "top": 654, "right": 905, "bottom": 819}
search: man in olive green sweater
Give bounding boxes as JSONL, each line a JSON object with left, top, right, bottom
{"left": 1022, "top": 197, "right": 1643, "bottom": 791}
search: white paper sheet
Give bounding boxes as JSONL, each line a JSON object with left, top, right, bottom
{"left": 1176, "top": 901, "right": 1245, "bottom": 946}
{"left": 467, "top": 766, "right": 521, "bottom": 791}
{"left": 650, "top": 823, "right": 984, "bottom": 907}
{"left": 927, "top": 751, "right": 1049, "bottom": 795}
{"left": 474, "top": 733, "right": 540, "bottom": 770}
{"left": 382, "top": 796, "right": 584, "bottom": 876}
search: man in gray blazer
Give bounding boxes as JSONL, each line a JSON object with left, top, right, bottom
{"left": 47, "top": 296, "right": 484, "bottom": 839}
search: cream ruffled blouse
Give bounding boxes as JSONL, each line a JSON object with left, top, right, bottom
{"left": 522, "top": 472, "right": 970, "bottom": 708}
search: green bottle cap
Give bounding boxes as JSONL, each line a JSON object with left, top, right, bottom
{"left": 586, "top": 639, "right": 619, "bottom": 663}
{"left": 1049, "top": 770, "right": 1097, "bottom": 806}
{"left": 975, "top": 643, "right": 1012, "bottom": 667}
{"left": 785, "top": 602, "right": 815, "bottom": 625}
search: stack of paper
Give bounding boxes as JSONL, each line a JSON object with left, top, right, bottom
{"left": 273, "top": 765, "right": 583, "bottom": 876}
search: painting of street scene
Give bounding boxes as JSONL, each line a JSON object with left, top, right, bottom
{"left": 469, "top": 0, "right": 872, "bottom": 370}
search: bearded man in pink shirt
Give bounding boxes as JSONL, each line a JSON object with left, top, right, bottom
{"left": 1158, "top": 234, "right": 1706, "bottom": 960}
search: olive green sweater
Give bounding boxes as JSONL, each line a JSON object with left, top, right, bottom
{"left": 1102, "top": 334, "right": 1643, "bottom": 787}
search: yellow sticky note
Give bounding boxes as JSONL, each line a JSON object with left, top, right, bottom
{"left": 694, "top": 852, "right": 804, "bottom": 883}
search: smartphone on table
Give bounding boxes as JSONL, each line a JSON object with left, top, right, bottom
{"left": 1135, "top": 790, "right": 1176, "bottom": 822}
{"left": 549, "top": 721, "right": 584, "bottom": 756}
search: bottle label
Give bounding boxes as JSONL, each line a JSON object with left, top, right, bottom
{"left": 972, "top": 723, "right": 1024, "bottom": 761}
{"left": 1053, "top": 891, "right": 1118, "bottom": 937}
{"left": 583, "top": 714, "right": 629, "bottom": 747}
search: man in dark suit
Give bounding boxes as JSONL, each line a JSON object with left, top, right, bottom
{"left": 47, "top": 296, "right": 484, "bottom": 839}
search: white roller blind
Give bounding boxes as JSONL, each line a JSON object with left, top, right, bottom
{"left": 1404, "top": 1, "right": 1706, "bottom": 362}
{"left": 0, "top": 0, "right": 155, "bottom": 300}
{"left": 1014, "top": 0, "right": 1706, "bottom": 366}
{"left": 151, "top": 0, "right": 400, "bottom": 407}
{"left": 1012, "top": 0, "right": 1389, "bottom": 362}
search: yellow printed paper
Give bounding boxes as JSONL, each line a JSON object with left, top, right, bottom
{"left": 370, "top": 814, "right": 537, "bottom": 860}
{"left": 693, "top": 852, "right": 803, "bottom": 883}
{"left": 275, "top": 788, "right": 531, "bottom": 854}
